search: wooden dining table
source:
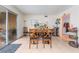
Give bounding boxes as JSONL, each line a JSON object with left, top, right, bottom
{"left": 29, "top": 28, "right": 54, "bottom": 48}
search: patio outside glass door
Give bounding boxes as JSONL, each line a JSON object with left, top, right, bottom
{"left": 0, "top": 6, "right": 6, "bottom": 48}
{"left": 8, "top": 12, "right": 17, "bottom": 43}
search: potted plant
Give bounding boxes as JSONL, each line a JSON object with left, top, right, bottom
{"left": 55, "top": 18, "right": 60, "bottom": 36}
{"left": 55, "top": 18, "right": 60, "bottom": 27}
{"left": 34, "top": 23, "right": 39, "bottom": 28}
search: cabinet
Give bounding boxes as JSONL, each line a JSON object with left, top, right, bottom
{"left": 23, "top": 27, "right": 28, "bottom": 36}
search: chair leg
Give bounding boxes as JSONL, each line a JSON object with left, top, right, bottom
{"left": 29, "top": 40, "right": 31, "bottom": 49}
{"left": 36, "top": 40, "right": 38, "bottom": 48}
{"left": 43, "top": 44, "right": 45, "bottom": 48}
{"left": 50, "top": 40, "right": 52, "bottom": 48}
{"left": 43, "top": 40, "right": 45, "bottom": 48}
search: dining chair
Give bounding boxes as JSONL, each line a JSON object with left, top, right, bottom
{"left": 29, "top": 29, "right": 39, "bottom": 48}
{"left": 42, "top": 29, "right": 52, "bottom": 48}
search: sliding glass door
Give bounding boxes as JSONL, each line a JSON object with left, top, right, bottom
{"left": 0, "top": 6, "right": 6, "bottom": 48}
{"left": 8, "top": 12, "right": 17, "bottom": 43}
{"left": 0, "top": 6, "right": 17, "bottom": 48}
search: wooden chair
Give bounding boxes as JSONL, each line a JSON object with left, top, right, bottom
{"left": 29, "top": 29, "right": 39, "bottom": 48}
{"left": 42, "top": 29, "right": 52, "bottom": 48}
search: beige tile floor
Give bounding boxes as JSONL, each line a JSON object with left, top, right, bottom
{"left": 12, "top": 36, "right": 79, "bottom": 53}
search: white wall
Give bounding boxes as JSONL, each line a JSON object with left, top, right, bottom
{"left": 24, "top": 15, "right": 57, "bottom": 30}
{"left": 3, "top": 5, "right": 24, "bottom": 38}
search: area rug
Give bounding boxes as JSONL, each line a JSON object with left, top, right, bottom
{"left": 0, "top": 44, "right": 21, "bottom": 53}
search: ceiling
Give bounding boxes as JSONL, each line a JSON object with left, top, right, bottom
{"left": 0, "top": 6, "right": 6, "bottom": 12}
{"left": 14, "top": 5, "right": 73, "bottom": 15}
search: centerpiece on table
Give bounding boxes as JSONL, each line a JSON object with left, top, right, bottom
{"left": 34, "top": 23, "right": 48, "bottom": 29}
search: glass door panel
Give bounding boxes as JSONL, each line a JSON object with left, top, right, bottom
{"left": 8, "top": 12, "right": 17, "bottom": 43}
{"left": 0, "top": 6, "right": 6, "bottom": 48}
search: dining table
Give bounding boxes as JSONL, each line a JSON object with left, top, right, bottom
{"left": 29, "top": 28, "right": 54, "bottom": 48}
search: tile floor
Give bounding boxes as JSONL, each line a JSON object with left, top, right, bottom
{"left": 12, "top": 36, "right": 79, "bottom": 53}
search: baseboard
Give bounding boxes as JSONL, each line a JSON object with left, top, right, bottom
{"left": 18, "top": 35, "right": 24, "bottom": 39}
